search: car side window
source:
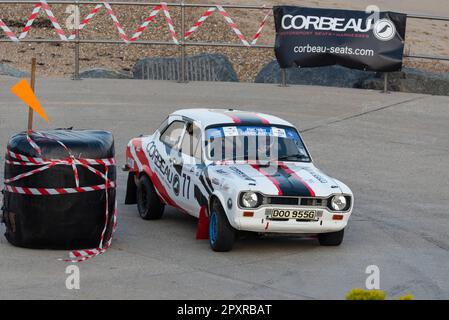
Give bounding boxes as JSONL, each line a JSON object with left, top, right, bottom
{"left": 160, "top": 120, "right": 185, "bottom": 149}
{"left": 180, "top": 123, "right": 202, "bottom": 162}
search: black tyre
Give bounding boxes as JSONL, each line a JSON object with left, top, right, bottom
{"left": 318, "top": 229, "right": 345, "bottom": 246}
{"left": 137, "top": 175, "right": 164, "bottom": 220}
{"left": 209, "top": 200, "right": 235, "bottom": 252}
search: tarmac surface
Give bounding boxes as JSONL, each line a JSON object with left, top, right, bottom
{"left": 0, "top": 76, "right": 448, "bottom": 299}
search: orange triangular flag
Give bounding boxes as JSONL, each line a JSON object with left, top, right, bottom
{"left": 11, "top": 79, "right": 49, "bottom": 122}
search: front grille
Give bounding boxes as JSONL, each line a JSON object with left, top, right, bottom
{"left": 300, "top": 198, "right": 325, "bottom": 206}
{"left": 267, "top": 197, "right": 299, "bottom": 205}
{"left": 266, "top": 197, "right": 324, "bottom": 207}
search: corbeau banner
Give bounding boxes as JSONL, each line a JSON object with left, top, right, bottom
{"left": 274, "top": 6, "right": 407, "bottom": 72}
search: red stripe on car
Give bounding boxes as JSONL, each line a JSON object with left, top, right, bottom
{"left": 254, "top": 113, "right": 270, "bottom": 124}
{"left": 250, "top": 164, "right": 283, "bottom": 196}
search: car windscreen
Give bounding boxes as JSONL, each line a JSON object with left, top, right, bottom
{"left": 205, "top": 125, "right": 311, "bottom": 162}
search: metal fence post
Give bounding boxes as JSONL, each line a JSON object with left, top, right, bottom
{"left": 280, "top": 68, "right": 287, "bottom": 87}
{"left": 73, "top": 0, "right": 81, "bottom": 80}
{"left": 383, "top": 72, "right": 388, "bottom": 93}
{"left": 178, "top": 0, "right": 187, "bottom": 83}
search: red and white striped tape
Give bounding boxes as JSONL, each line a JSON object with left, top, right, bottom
{"left": 40, "top": 0, "right": 67, "bottom": 41}
{"left": 68, "top": 4, "right": 103, "bottom": 40}
{"left": 0, "top": 2, "right": 271, "bottom": 46}
{"left": 5, "top": 149, "right": 115, "bottom": 167}
{"left": 4, "top": 182, "right": 115, "bottom": 195}
{"left": 3, "top": 132, "right": 117, "bottom": 263}
{"left": 183, "top": 5, "right": 270, "bottom": 46}
{"left": 19, "top": 3, "right": 41, "bottom": 40}
{"left": 184, "top": 7, "right": 216, "bottom": 39}
{"left": 103, "top": 2, "right": 129, "bottom": 43}
{"left": 251, "top": 10, "right": 272, "bottom": 45}
{"left": 129, "top": 5, "right": 162, "bottom": 42}
{"left": 161, "top": 2, "right": 179, "bottom": 44}
{"left": 67, "top": 200, "right": 117, "bottom": 262}
{"left": 68, "top": 2, "right": 178, "bottom": 44}
{"left": 0, "top": 18, "right": 19, "bottom": 42}
{"left": 216, "top": 5, "right": 250, "bottom": 47}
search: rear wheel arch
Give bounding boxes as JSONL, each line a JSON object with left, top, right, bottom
{"left": 137, "top": 174, "right": 165, "bottom": 220}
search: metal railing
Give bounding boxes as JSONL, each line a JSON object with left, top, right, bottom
{"left": 0, "top": 0, "right": 448, "bottom": 87}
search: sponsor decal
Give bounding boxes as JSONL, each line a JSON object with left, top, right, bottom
{"left": 271, "top": 127, "right": 286, "bottom": 138}
{"left": 373, "top": 18, "right": 396, "bottom": 41}
{"left": 172, "top": 174, "right": 180, "bottom": 196}
{"left": 303, "top": 167, "right": 328, "bottom": 184}
{"left": 215, "top": 168, "right": 230, "bottom": 176}
{"left": 229, "top": 166, "right": 256, "bottom": 182}
{"left": 223, "top": 126, "right": 239, "bottom": 137}
{"left": 146, "top": 141, "right": 174, "bottom": 184}
{"left": 281, "top": 14, "right": 374, "bottom": 33}
{"left": 274, "top": 6, "right": 407, "bottom": 72}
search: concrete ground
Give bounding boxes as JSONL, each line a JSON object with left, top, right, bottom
{"left": 0, "top": 76, "right": 448, "bottom": 299}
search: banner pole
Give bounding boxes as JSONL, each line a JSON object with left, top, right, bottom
{"left": 383, "top": 72, "right": 389, "bottom": 93}
{"left": 280, "top": 68, "right": 287, "bottom": 87}
{"left": 27, "top": 57, "right": 36, "bottom": 132}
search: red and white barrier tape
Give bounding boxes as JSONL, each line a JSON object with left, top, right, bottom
{"left": 160, "top": 2, "right": 179, "bottom": 44}
{"left": 251, "top": 10, "right": 272, "bottom": 45}
{"left": 0, "top": 18, "right": 19, "bottom": 42}
{"left": 3, "top": 132, "right": 117, "bottom": 263}
{"left": 68, "top": 4, "right": 103, "bottom": 40}
{"left": 183, "top": 5, "right": 271, "bottom": 46}
{"left": 68, "top": 2, "right": 178, "bottom": 43}
{"left": 41, "top": 0, "right": 67, "bottom": 41}
{"left": 184, "top": 7, "right": 216, "bottom": 39}
{"left": 216, "top": 5, "right": 250, "bottom": 47}
{"left": 0, "top": 2, "right": 271, "bottom": 46}
{"left": 129, "top": 5, "right": 162, "bottom": 42}
{"left": 19, "top": 3, "right": 41, "bottom": 40}
{"left": 103, "top": 2, "right": 129, "bottom": 43}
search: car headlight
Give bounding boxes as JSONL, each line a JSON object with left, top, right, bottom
{"left": 330, "top": 195, "right": 347, "bottom": 211}
{"left": 240, "top": 192, "right": 260, "bottom": 208}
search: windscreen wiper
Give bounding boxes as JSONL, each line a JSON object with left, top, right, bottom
{"left": 278, "top": 154, "right": 309, "bottom": 161}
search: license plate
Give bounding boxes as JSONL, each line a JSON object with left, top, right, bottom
{"left": 266, "top": 209, "right": 318, "bottom": 220}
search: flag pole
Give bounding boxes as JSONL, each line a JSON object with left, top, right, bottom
{"left": 27, "top": 57, "right": 36, "bottom": 133}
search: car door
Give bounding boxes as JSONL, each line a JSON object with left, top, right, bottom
{"left": 152, "top": 117, "right": 187, "bottom": 207}
{"left": 177, "top": 121, "right": 205, "bottom": 217}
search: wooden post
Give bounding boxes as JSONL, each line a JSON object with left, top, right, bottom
{"left": 27, "top": 58, "right": 36, "bottom": 132}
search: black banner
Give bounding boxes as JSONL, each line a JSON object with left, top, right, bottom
{"left": 274, "top": 6, "right": 407, "bottom": 72}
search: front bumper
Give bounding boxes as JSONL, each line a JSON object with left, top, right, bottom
{"left": 233, "top": 207, "right": 351, "bottom": 234}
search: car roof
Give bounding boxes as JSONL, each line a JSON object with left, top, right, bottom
{"left": 172, "top": 108, "right": 294, "bottom": 128}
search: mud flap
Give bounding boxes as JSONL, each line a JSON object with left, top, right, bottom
{"left": 125, "top": 172, "right": 137, "bottom": 205}
{"left": 195, "top": 206, "right": 209, "bottom": 240}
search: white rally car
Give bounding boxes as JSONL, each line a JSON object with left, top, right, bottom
{"left": 124, "top": 109, "right": 353, "bottom": 251}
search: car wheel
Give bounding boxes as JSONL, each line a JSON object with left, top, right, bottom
{"left": 137, "top": 175, "right": 164, "bottom": 220}
{"left": 318, "top": 229, "right": 345, "bottom": 246}
{"left": 209, "top": 200, "right": 235, "bottom": 252}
